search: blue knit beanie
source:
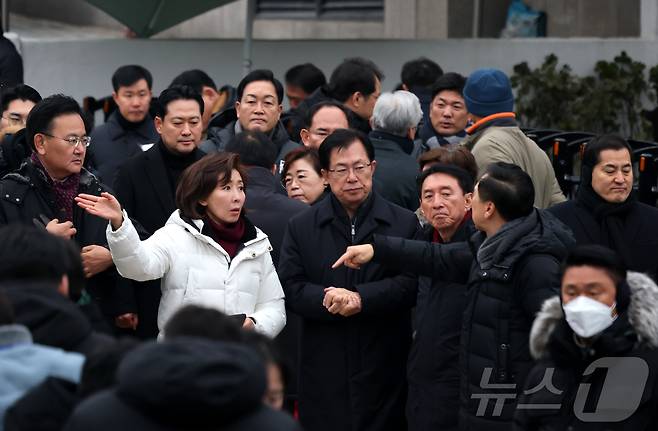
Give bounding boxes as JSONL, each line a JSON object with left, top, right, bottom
{"left": 463, "top": 68, "right": 514, "bottom": 118}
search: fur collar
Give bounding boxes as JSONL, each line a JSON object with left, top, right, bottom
{"left": 530, "top": 271, "right": 658, "bottom": 359}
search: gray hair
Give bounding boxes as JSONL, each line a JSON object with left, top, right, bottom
{"left": 371, "top": 90, "right": 423, "bottom": 136}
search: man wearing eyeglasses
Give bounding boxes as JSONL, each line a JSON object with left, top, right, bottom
{"left": 279, "top": 128, "right": 419, "bottom": 431}
{"left": 299, "top": 101, "right": 349, "bottom": 149}
{"left": 0, "top": 94, "right": 124, "bottom": 331}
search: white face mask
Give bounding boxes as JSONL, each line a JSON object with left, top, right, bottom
{"left": 563, "top": 295, "right": 617, "bottom": 338}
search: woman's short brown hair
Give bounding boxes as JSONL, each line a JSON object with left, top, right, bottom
{"left": 176, "top": 152, "right": 247, "bottom": 219}
{"left": 417, "top": 144, "right": 478, "bottom": 182}
{"left": 280, "top": 147, "right": 322, "bottom": 185}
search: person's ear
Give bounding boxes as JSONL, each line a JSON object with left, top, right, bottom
{"left": 34, "top": 133, "right": 47, "bottom": 155}
{"left": 111, "top": 91, "right": 119, "bottom": 105}
{"left": 351, "top": 92, "right": 363, "bottom": 109}
{"left": 300, "top": 128, "right": 311, "bottom": 147}
{"left": 369, "top": 160, "right": 377, "bottom": 175}
{"left": 199, "top": 199, "right": 208, "bottom": 207}
{"left": 154, "top": 116, "right": 163, "bottom": 134}
{"left": 401, "top": 83, "right": 409, "bottom": 91}
{"left": 57, "top": 274, "right": 69, "bottom": 298}
{"left": 464, "top": 192, "right": 473, "bottom": 210}
{"left": 321, "top": 169, "right": 329, "bottom": 184}
{"left": 203, "top": 87, "right": 219, "bottom": 103}
{"left": 235, "top": 100, "right": 241, "bottom": 118}
{"left": 271, "top": 164, "right": 277, "bottom": 175}
{"left": 485, "top": 201, "right": 495, "bottom": 218}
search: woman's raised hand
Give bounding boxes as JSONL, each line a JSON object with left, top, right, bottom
{"left": 75, "top": 192, "right": 124, "bottom": 230}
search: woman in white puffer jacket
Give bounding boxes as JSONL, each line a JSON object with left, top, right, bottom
{"left": 75, "top": 152, "right": 286, "bottom": 338}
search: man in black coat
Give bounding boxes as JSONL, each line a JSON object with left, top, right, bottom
{"left": 548, "top": 134, "right": 658, "bottom": 280}
{"left": 112, "top": 86, "right": 206, "bottom": 337}
{"left": 335, "top": 162, "right": 574, "bottom": 431}
{"left": 369, "top": 90, "right": 422, "bottom": 211}
{"left": 406, "top": 164, "right": 476, "bottom": 431}
{"left": 515, "top": 246, "right": 658, "bottom": 431}
{"left": 200, "top": 69, "right": 299, "bottom": 175}
{"left": 279, "top": 129, "right": 418, "bottom": 431}
{"left": 88, "top": 65, "right": 159, "bottom": 187}
{"left": 0, "top": 95, "right": 126, "bottom": 325}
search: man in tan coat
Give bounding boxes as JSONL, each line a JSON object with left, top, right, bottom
{"left": 460, "top": 68, "right": 565, "bottom": 208}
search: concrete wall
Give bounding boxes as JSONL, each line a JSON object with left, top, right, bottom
{"left": 10, "top": 0, "right": 642, "bottom": 39}
{"left": 20, "top": 37, "right": 658, "bottom": 107}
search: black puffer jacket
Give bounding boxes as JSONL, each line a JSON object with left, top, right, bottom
{"left": 406, "top": 219, "right": 476, "bottom": 431}
{"left": 199, "top": 108, "right": 300, "bottom": 174}
{"left": 0, "top": 282, "right": 114, "bottom": 356}
{"left": 0, "top": 162, "right": 125, "bottom": 319}
{"left": 64, "top": 338, "right": 302, "bottom": 431}
{"left": 373, "top": 209, "right": 574, "bottom": 431}
{"left": 515, "top": 272, "right": 658, "bottom": 431}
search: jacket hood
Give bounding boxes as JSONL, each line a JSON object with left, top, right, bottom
{"left": 530, "top": 271, "right": 658, "bottom": 359}
{"left": 0, "top": 283, "right": 108, "bottom": 355}
{"left": 116, "top": 337, "right": 266, "bottom": 427}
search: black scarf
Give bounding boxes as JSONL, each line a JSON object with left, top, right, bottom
{"left": 157, "top": 140, "right": 201, "bottom": 195}
{"left": 115, "top": 111, "right": 148, "bottom": 132}
{"left": 576, "top": 164, "right": 636, "bottom": 268}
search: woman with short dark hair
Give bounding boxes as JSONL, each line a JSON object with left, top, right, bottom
{"left": 75, "top": 152, "right": 286, "bottom": 338}
{"left": 281, "top": 147, "right": 326, "bottom": 205}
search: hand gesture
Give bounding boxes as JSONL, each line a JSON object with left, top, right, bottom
{"left": 332, "top": 244, "right": 375, "bottom": 270}
{"left": 75, "top": 192, "right": 123, "bottom": 230}
{"left": 323, "top": 287, "right": 362, "bottom": 316}
{"left": 115, "top": 313, "right": 139, "bottom": 330}
{"left": 81, "top": 245, "right": 113, "bottom": 278}
{"left": 243, "top": 317, "right": 256, "bottom": 330}
{"left": 46, "top": 218, "right": 76, "bottom": 239}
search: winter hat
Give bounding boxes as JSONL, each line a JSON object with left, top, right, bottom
{"left": 463, "top": 68, "right": 514, "bottom": 118}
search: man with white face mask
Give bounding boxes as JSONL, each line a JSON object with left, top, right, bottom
{"left": 516, "top": 245, "right": 658, "bottom": 430}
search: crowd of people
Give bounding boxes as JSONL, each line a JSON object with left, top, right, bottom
{"left": 0, "top": 55, "right": 658, "bottom": 431}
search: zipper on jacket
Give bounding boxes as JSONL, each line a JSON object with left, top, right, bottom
{"left": 350, "top": 219, "right": 356, "bottom": 244}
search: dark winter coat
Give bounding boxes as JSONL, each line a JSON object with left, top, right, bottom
{"left": 0, "top": 282, "right": 114, "bottom": 356}
{"left": 372, "top": 209, "right": 574, "bottom": 431}
{"left": 243, "top": 166, "right": 308, "bottom": 404}
{"left": 88, "top": 111, "right": 159, "bottom": 187}
{"left": 199, "top": 108, "right": 300, "bottom": 174}
{"left": 244, "top": 166, "right": 308, "bottom": 267}
{"left": 548, "top": 199, "right": 658, "bottom": 280}
{"left": 113, "top": 142, "right": 205, "bottom": 338}
{"left": 63, "top": 338, "right": 302, "bottom": 431}
{"left": 369, "top": 130, "right": 420, "bottom": 211}
{"left": 0, "top": 35, "right": 23, "bottom": 86}
{"left": 514, "top": 271, "right": 658, "bottom": 431}
{"left": 0, "top": 129, "right": 31, "bottom": 178}
{"left": 406, "top": 219, "right": 476, "bottom": 431}
{"left": 4, "top": 377, "right": 77, "bottom": 431}
{"left": 0, "top": 162, "right": 126, "bottom": 320}
{"left": 278, "top": 192, "right": 418, "bottom": 431}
